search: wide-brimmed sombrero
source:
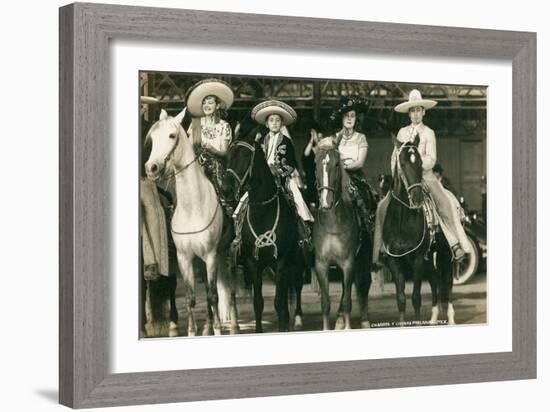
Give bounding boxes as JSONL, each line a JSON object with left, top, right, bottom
{"left": 394, "top": 89, "right": 437, "bottom": 113}
{"left": 329, "top": 96, "right": 369, "bottom": 129}
{"left": 251, "top": 100, "right": 297, "bottom": 125}
{"left": 140, "top": 96, "right": 159, "bottom": 105}
{"left": 185, "top": 78, "right": 234, "bottom": 117}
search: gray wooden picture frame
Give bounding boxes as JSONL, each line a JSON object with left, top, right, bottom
{"left": 59, "top": 2, "right": 536, "bottom": 409}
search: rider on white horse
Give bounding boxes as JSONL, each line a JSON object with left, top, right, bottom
{"left": 185, "top": 78, "right": 234, "bottom": 199}
{"left": 373, "top": 89, "right": 471, "bottom": 264}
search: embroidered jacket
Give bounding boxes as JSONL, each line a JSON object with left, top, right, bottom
{"left": 260, "top": 132, "right": 298, "bottom": 179}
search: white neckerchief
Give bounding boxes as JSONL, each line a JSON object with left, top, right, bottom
{"left": 408, "top": 122, "right": 423, "bottom": 141}
{"left": 266, "top": 132, "right": 280, "bottom": 166}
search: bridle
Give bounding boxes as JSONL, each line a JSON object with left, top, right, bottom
{"left": 385, "top": 141, "right": 428, "bottom": 258}
{"left": 225, "top": 140, "right": 256, "bottom": 201}
{"left": 225, "top": 140, "right": 279, "bottom": 206}
{"left": 316, "top": 150, "right": 342, "bottom": 209}
{"left": 150, "top": 120, "right": 203, "bottom": 181}
{"left": 392, "top": 142, "right": 423, "bottom": 209}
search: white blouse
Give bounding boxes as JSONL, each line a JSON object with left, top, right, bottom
{"left": 188, "top": 118, "right": 232, "bottom": 153}
{"left": 337, "top": 131, "right": 368, "bottom": 163}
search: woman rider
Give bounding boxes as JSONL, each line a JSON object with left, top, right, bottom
{"left": 330, "top": 97, "right": 377, "bottom": 238}
{"left": 185, "top": 78, "right": 234, "bottom": 196}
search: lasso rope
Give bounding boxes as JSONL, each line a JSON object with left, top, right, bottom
{"left": 246, "top": 196, "right": 281, "bottom": 260}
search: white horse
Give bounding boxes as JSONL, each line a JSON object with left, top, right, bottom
{"left": 145, "top": 108, "right": 239, "bottom": 336}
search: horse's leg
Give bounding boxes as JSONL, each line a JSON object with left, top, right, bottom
{"left": 355, "top": 260, "right": 372, "bottom": 329}
{"left": 289, "top": 257, "right": 304, "bottom": 331}
{"left": 168, "top": 274, "right": 179, "bottom": 337}
{"left": 335, "top": 280, "right": 345, "bottom": 330}
{"left": 439, "top": 249, "right": 456, "bottom": 325}
{"left": 229, "top": 256, "right": 241, "bottom": 335}
{"left": 293, "top": 273, "right": 304, "bottom": 331}
{"left": 274, "top": 260, "right": 291, "bottom": 332}
{"left": 202, "top": 301, "right": 214, "bottom": 336}
{"left": 339, "top": 258, "right": 354, "bottom": 330}
{"left": 177, "top": 253, "right": 198, "bottom": 336}
{"left": 412, "top": 255, "right": 425, "bottom": 324}
{"left": 428, "top": 256, "right": 440, "bottom": 325}
{"left": 205, "top": 252, "right": 222, "bottom": 336}
{"left": 246, "top": 258, "right": 264, "bottom": 333}
{"left": 140, "top": 268, "right": 147, "bottom": 337}
{"left": 388, "top": 258, "right": 406, "bottom": 325}
{"left": 314, "top": 258, "right": 331, "bottom": 331}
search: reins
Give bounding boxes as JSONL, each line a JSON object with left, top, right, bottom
{"left": 391, "top": 142, "right": 423, "bottom": 210}
{"left": 154, "top": 120, "right": 220, "bottom": 236}
{"left": 385, "top": 141, "right": 427, "bottom": 257}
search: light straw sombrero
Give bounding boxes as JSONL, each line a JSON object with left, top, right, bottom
{"left": 394, "top": 89, "right": 437, "bottom": 113}
{"left": 185, "top": 78, "right": 234, "bottom": 117}
{"left": 140, "top": 96, "right": 159, "bottom": 105}
{"left": 251, "top": 100, "right": 297, "bottom": 125}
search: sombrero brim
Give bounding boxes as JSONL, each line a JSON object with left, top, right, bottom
{"left": 186, "top": 79, "right": 234, "bottom": 117}
{"left": 394, "top": 99, "right": 437, "bottom": 113}
{"left": 252, "top": 101, "right": 297, "bottom": 125}
{"left": 140, "top": 96, "right": 159, "bottom": 104}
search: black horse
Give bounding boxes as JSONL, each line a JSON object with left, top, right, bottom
{"left": 221, "top": 117, "right": 305, "bottom": 333}
{"left": 382, "top": 135, "right": 456, "bottom": 325}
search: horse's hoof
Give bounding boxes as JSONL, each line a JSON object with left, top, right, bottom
{"left": 334, "top": 317, "right": 345, "bottom": 330}
{"left": 213, "top": 327, "right": 222, "bottom": 336}
{"left": 188, "top": 330, "right": 197, "bottom": 337}
{"left": 168, "top": 322, "right": 178, "bottom": 337}
{"left": 361, "top": 321, "right": 371, "bottom": 329}
{"left": 294, "top": 315, "right": 304, "bottom": 331}
{"left": 230, "top": 326, "right": 240, "bottom": 335}
{"left": 202, "top": 326, "right": 213, "bottom": 336}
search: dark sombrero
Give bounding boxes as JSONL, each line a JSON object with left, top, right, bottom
{"left": 329, "top": 96, "right": 369, "bottom": 128}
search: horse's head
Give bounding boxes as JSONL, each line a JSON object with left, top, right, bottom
{"left": 394, "top": 133, "right": 424, "bottom": 208}
{"left": 221, "top": 114, "right": 262, "bottom": 205}
{"left": 144, "top": 108, "right": 188, "bottom": 181}
{"left": 315, "top": 137, "right": 343, "bottom": 209}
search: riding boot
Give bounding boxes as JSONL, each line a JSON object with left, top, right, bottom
{"left": 297, "top": 218, "right": 314, "bottom": 267}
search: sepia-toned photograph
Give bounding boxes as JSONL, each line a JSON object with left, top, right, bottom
{"left": 139, "top": 72, "right": 487, "bottom": 338}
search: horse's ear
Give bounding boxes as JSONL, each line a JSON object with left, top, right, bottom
{"left": 159, "top": 109, "right": 168, "bottom": 121}
{"left": 174, "top": 107, "right": 187, "bottom": 125}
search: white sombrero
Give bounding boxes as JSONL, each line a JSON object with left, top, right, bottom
{"left": 251, "top": 100, "right": 297, "bottom": 125}
{"left": 185, "top": 78, "right": 234, "bottom": 117}
{"left": 394, "top": 89, "right": 438, "bottom": 113}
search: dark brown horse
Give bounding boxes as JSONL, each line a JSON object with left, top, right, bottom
{"left": 221, "top": 117, "right": 305, "bottom": 332}
{"left": 313, "top": 141, "right": 372, "bottom": 330}
{"left": 383, "top": 135, "right": 455, "bottom": 325}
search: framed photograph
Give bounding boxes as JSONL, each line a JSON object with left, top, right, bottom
{"left": 59, "top": 2, "right": 536, "bottom": 408}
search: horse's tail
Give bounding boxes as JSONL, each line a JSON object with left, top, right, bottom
{"left": 216, "top": 250, "right": 233, "bottom": 322}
